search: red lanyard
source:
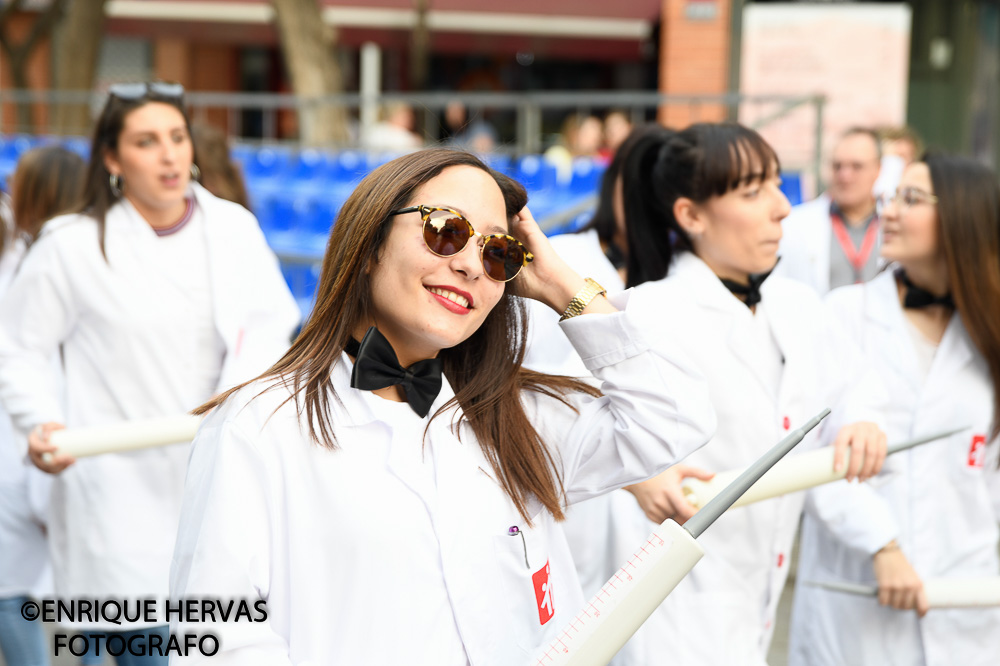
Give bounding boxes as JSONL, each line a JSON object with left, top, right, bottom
{"left": 831, "top": 212, "right": 879, "bottom": 283}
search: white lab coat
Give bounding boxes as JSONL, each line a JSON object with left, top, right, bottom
{"left": 774, "top": 194, "right": 835, "bottom": 295}
{"left": 523, "top": 229, "right": 625, "bottom": 378}
{"left": 0, "top": 203, "right": 52, "bottom": 601}
{"left": 610, "top": 252, "right": 888, "bottom": 666}
{"left": 0, "top": 184, "right": 300, "bottom": 627}
{"left": 168, "top": 293, "right": 717, "bottom": 665}
{"left": 522, "top": 229, "right": 627, "bottom": 617}
{"left": 789, "top": 270, "right": 1000, "bottom": 666}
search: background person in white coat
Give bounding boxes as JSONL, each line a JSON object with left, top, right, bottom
{"left": 523, "top": 125, "right": 669, "bottom": 616}
{"left": 524, "top": 124, "right": 670, "bottom": 376}
{"left": 1, "top": 147, "right": 85, "bottom": 666}
{"left": 0, "top": 82, "right": 299, "bottom": 663}
{"left": 169, "top": 148, "right": 717, "bottom": 665}
{"left": 789, "top": 153, "right": 1000, "bottom": 666}
{"left": 598, "top": 123, "right": 889, "bottom": 666}
{"left": 775, "top": 127, "right": 883, "bottom": 295}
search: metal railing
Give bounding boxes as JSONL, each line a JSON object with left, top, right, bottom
{"left": 0, "top": 88, "right": 826, "bottom": 193}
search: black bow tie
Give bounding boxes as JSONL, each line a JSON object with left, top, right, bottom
{"left": 896, "top": 269, "right": 954, "bottom": 310}
{"left": 345, "top": 327, "right": 443, "bottom": 418}
{"left": 720, "top": 264, "right": 776, "bottom": 309}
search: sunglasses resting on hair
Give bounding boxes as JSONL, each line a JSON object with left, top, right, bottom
{"left": 390, "top": 205, "right": 533, "bottom": 282}
{"left": 108, "top": 81, "right": 185, "bottom": 101}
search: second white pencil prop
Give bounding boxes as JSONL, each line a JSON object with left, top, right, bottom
{"left": 806, "top": 578, "right": 1000, "bottom": 608}
{"left": 681, "top": 427, "right": 967, "bottom": 510}
{"left": 531, "top": 409, "right": 831, "bottom": 666}
{"left": 44, "top": 414, "right": 203, "bottom": 460}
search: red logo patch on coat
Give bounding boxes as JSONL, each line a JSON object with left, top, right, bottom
{"left": 532, "top": 560, "right": 555, "bottom": 625}
{"left": 968, "top": 435, "right": 987, "bottom": 469}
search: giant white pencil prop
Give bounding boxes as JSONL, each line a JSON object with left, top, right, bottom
{"left": 806, "top": 578, "right": 1000, "bottom": 608}
{"left": 681, "top": 427, "right": 967, "bottom": 511}
{"left": 531, "top": 409, "right": 831, "bottom": 666}
{"left": 46, "top": 415, "right": 203, "bottom": 458}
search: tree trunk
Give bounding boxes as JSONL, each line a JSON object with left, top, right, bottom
{"left": 0, "top": 0, "right": 69, "bottom": 132}
{"left": 409, "top": 0, "right": 431, "bottom": 137}
{"left": 271, "top": 0, "right": 348, "bottom": 146}
{"left": 52, "top": 0, "right": 107, "bottom": 135}
{"left": 410, "top": 0, "right": 430, "bottom": 90}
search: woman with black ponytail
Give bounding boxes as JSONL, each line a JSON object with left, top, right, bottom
{"left": 530, "top": 122, "right": 891, "bottom": 665}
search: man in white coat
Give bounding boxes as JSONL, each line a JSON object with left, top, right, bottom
{"left": 775, "top": 127, "right": 882, "bottom": 295}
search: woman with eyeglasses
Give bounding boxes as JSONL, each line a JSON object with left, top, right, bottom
{"left": 540, "top": 123, "right": 890, "bottom": 666}
{"left": 0, "top": 82, "right": 299, "bottom": 661}
{"left": 168, "top": 148, "right": 716, "bottom": 664}
{"left": 788, "top": 154, "right": 1000, "bottom": 666}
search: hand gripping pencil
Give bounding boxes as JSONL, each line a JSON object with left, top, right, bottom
{"left": 531, "top": 409, "right": 831, "bottom": 666}
{"left": 682, "top": 427, "right": 967, "bottom": 510}
{"left": 45, "top": 414, "right": 203, "bottom": 459}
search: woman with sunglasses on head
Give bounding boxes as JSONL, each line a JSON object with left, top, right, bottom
{"left": 0, "top": 82, "right": 299, "bottom": 662}
{"left": 0, "top": 146, "right": 85, "bottom": 666}
{"left": 168, "top": 148, "right": 716, "bottom": 664}
{"left": 789, "top": 155, "right": 1000, "bottom": 666}
{"left": 543, "top": 123, "right": 890, "bottom": 666}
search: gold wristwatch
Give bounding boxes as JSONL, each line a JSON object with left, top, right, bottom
{"left": 559, "top": 278, "right": 607, "bottom": 321}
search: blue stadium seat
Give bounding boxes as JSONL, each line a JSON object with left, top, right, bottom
{"left": 279, "top": 261, "right": 322, "bottom": 320}
{"left": 62, "top": 136, "right": 91, "bottom": 159}
{"left": 329, "top": 150, "right": 368, "bottom": 183}
{"left": 514, "top": 155, "right": 558, "bottom": 192}
{"left": 0, "top": 135, "right": 37, "bottom": 187}
{"left": 570, "top": 157, "right": 605, "bottom": 196}
{"left": 780, "top": 172, "right": 803, "bottom": 207}
{"left": 243, "top": 146, "right": 291, "bottom": 184}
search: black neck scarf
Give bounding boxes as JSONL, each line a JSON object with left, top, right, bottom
{"left": 345, "top": 327, "right": 443, "bottom": 418}
{"left": 719, "top": 260, "right": 779, "bottom": 309}
{"left": 896, "top": 269, "right": 955, "bottom": 310}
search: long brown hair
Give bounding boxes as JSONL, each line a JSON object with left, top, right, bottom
{"left": 925, "top": 154, "right": 1000, "bottom": 439}
{"left": 78, "top": 86, "right": 197, "bottom": 257}
{"left": 10, "top": 145, "right": 86, "bottom": 244}
{"left": 191, "top": 123, "right": 250, "bottom": 210}
{"left": 199, "top": 149, "right": 598, "bottom": 523}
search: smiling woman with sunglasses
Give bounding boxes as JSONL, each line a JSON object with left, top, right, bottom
{"left": 789, "top": 154, "right": 1000, "bottom": 666}
{"left": 168, "top": 148, "right": 716, "bottom": 664}
{"left": 0, "top": 83, "right": 299, "bottom": 663}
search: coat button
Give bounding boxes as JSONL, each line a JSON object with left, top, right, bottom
{"left": 777, "top": 553, "right": 785, "bottom": 567}
{"left": 782, "top": 416, "right": 790, "bottom": 430}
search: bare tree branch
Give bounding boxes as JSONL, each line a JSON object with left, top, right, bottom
{"left": 19, "top": 0, "right": 67, "bottom": 57}
{"left": 0, "top": 0, "right": 28, "bottom": 26}
{"left": 0, "top": 0, "right": 71, "bottom": 131}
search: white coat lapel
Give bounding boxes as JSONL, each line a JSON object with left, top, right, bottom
{"left": 676, "top": 254, "right": 778, "bottom": 403}
{"left": 374, "top": 372, "right": 466, "bottom": 520}
{"left": 814, "top": 195, "right": 833, "bottom": 294}
{"left": 868, "top": 271, "right": 928, "bottom": 397}
{"left": 194, "top": 185, "right": 244, "bottom": 379}
{"left": 760, "top": 282, "right": 797, "bottom": 400}
{"left": 104, "top": 199, "right": 158, "bottom": 269}
{"left": 422, "top": 386, "right": 510, "bottom": 663}
{"left": 928, "top": 314, "right": 974, "bottom": 389}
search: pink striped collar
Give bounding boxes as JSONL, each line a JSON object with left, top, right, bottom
{"left": 153, "top": 197, "right": 195, "bottom": 237}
